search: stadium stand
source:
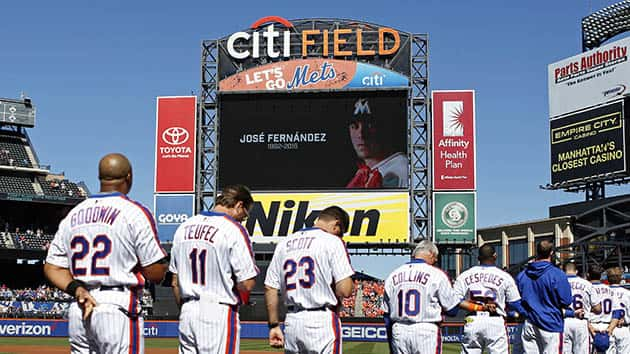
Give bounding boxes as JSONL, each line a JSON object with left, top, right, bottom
{"left": 0, "top": 130, "right": 33, "bottom": 168}
{"left": 0, "top": 173, "right": 36, "bottom": 194}
{"left": 0, "top": 285, "right": 72, "bottom": 319}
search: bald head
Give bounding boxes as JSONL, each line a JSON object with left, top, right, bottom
{"left": 564, "top": 262, "right": 577, "bottom": 275}
{"left": 98, "top": 153, "right": 133, "bottom": 194}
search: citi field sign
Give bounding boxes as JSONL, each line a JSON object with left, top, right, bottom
{"left": 227, "top": 16, "right": 401, "bottom": 59}
{"left": 219, "top": 17, "right": 409, "bottom": 92}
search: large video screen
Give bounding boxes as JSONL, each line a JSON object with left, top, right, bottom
{"left": 550, "top": 100, "right": 628, "bottom": 184}
{"left": 218, "top": 90, "right": 408, "bottom": 190}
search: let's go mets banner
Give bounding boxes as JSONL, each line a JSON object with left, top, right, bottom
{"left": 219, "top": 59, "right": 408, "bottom": 92}
{"left": 243, "top": 192, "right": 409, "bottom": 243}
{"left": 155, "top": 96, "right": 197, "bottom": 193}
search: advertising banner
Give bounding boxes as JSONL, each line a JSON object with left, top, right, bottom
{"left": 550, "top": 100, "right": 627, "bottom": 184}
{"left": 244, "top": 192, "right": 409, "bottom": 243}
{"left": 219, "top": 59, "right": 408, "bottom": 92}
{"left": 155, "top": 96, "right": 197, "bottom": 193}
{"left": 0, "top": 319, "right": 523, "bottom": 343}
{"left": 219, "top": 91, "right": 408, "bottom": 190}
{"left": 217, "top": 16, "right": 411, "bottom": 80}
{"left": 154, "top": 194, "right": 195, "bottom": 242}
{"left": 548, "top": 36, "right": 630, "bottom": 118}
{"left": 433, "top": 192, "right": 476, "bottom": 244}
{"left": 432, "top": 91, "right": 476, "bottom": 190}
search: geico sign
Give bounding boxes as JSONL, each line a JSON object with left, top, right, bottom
{"left": 244, "top": 199, "right": 380, "bottom": 236}
{"left": 227, "top": 16, "right": 400, "bottom": 60}
{"left": 342, "top": 326, "right": 387, "bottom": 340}
{"left": 158, "top": 213, "right": 189, "bottom": 224}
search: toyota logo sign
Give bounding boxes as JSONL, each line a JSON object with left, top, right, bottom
{"left": 162, "top": 127, "right": 190, "bottom": 145}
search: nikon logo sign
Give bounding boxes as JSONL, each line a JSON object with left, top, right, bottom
{"left": 246, "top": 192, "right": 409, "bottom": 243}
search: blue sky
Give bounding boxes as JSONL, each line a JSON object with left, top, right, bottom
{"left": 1, "top": 0, "right": 625, "bottom": 277}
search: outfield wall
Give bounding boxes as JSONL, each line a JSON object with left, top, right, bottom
{"left": 0, "top": 319, "right": 524, "bottom": 343}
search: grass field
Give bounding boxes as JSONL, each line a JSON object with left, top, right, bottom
{"left": 0, "top": 337, "right": 462, "bottom": 353}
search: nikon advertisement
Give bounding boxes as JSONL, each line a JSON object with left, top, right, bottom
{"left": 244, "top": 192, "right": 409, "bottom": 243}
{"left": 550, "top": 100, "right": 629, "bottom": 184}
{"left": 218, "top": 91, "right": 408, "bottom": 190}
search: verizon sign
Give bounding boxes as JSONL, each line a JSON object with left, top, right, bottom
{"left": 155, "top": 96, "right": 197, "bottom": 193}
{"left": 432, "top": 91, "right": 476, "bottom": 191}
{"left": 548, "top": 36, "right": 630, "bottom": 118}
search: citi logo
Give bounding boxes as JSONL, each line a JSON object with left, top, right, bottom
{"left": 227, "top": 16, "right": 293, "bottom": 59}
{"left": 603, "top": 84, "right": 626, "bottom": 98}
{"left": 162, "top": 127, "right": 190, "bottom": 146}
{"left": 226, "top": 16, "right": 400, "bottom": 60}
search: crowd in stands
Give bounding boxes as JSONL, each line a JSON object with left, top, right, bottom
{"left": 0, "top": 285, "right": 155, "bottom": 319}
{"left": 38, "top": 176, "right": 85, "bottom": 198}
{"left": 0, "top": 285, "right": 72, "bottom": 319}
{"left": 338, "top": 279, "right": 385, "bottom": 318}
{"left": 0, "top": 222, "right": 55, "bottom": 250}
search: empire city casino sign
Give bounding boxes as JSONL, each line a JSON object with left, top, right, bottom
{"left": 226, "top": 16, "right": 401, "bottom": 60}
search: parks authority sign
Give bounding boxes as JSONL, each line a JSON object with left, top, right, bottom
{"left": 433, "top": 192, "right": 476, "bottom": 244}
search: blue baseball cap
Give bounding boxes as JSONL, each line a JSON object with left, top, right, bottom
{"left": 593, "top": 332, "right": 610, "bottom": 353}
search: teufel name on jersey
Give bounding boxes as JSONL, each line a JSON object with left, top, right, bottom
{"left": 182, "top": 223, "right": 219, "bottom": 243}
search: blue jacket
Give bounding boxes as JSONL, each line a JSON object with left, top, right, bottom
{"left": 516, "top": 261, "right": 572, "bottom": 332}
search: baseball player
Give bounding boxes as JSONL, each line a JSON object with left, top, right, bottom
{"left": 588, "top": 264, "right": 622, "bottom": 354}
{"left": 516, "top": 241, "right": 573, "bottom": 354}
{"left": 44, "top": 153, "right": 168, "bottom": 354}
{"left": 606, "top": 267, "right": 630, "bottom": 354}
{"left": 453, "top": 244, "right": 526, "bottom": 354}
{"left": 169, "top": 184, "right": 259, "bottom": 354}
{"left": 563, "top": 263, "right": 601, "bottom": 354}
{"left": 264, "top": 206, "right": 354, "bottom": 354}
{"left": 382, "top": 240, "right": 497, "bottom": 354}
{"left": 346, "top": 97, "right": 408, "bottom": 188}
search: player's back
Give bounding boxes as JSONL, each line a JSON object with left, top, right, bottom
{"left": 49, "top": 192, "right": 165, "bottom": 288}
{"left": 610, "top": 285, "right": 630, "bottom": 324}
{"left": 384, "top": 260, "right": 457, "bottom": 323}
{"left": 266, "top": 227, "right": 353, "bottom": 309}
{"left": 454, "top": 265, "right": 519, "bottom": 317}
{"left": 170, "top": 211, "right": 257, "bottom": 305}
{"left": 591, "top": 282, "right": 618, "bottom": 323}
{"left": 567, "top": 276, "right": 598, "bottom": 314}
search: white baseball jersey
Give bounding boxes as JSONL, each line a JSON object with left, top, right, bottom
{"left": 610, "top": 285, "right": 630, "bottom": 354}
{"left": 264, "top": 227, "right": 354, "bottom": 309}
{"left": 375, "top": 152, "right": 408, "bottom": 188}
{"left": 46, "top": 192, "right": 167, "bottom": 287}
{"left": 46, "top": 191, "right": 166, "bottom": 354}
{"left": 453, "top": 264, "right": 521, "bottom": 317}
{"left": 610, "top": 285, "right": 630, "bottom": 323}
{"left": 564, "top": 276, "right": 600, "bottom": 354}
{"left": 591, "top": 282, "right": 622, "bottom": 323}
{"left": 567, "top": 275, "right": 601, "bottom": 315}
{"left": 169, "top": 211, "right": 259, "bottom": 305}
{"left": 382, "top": 259, "right": 460, "bottom": 323}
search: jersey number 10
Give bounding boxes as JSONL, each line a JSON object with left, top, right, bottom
{"left": 397, "top": 289, "right": 421, "bottom": 316}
